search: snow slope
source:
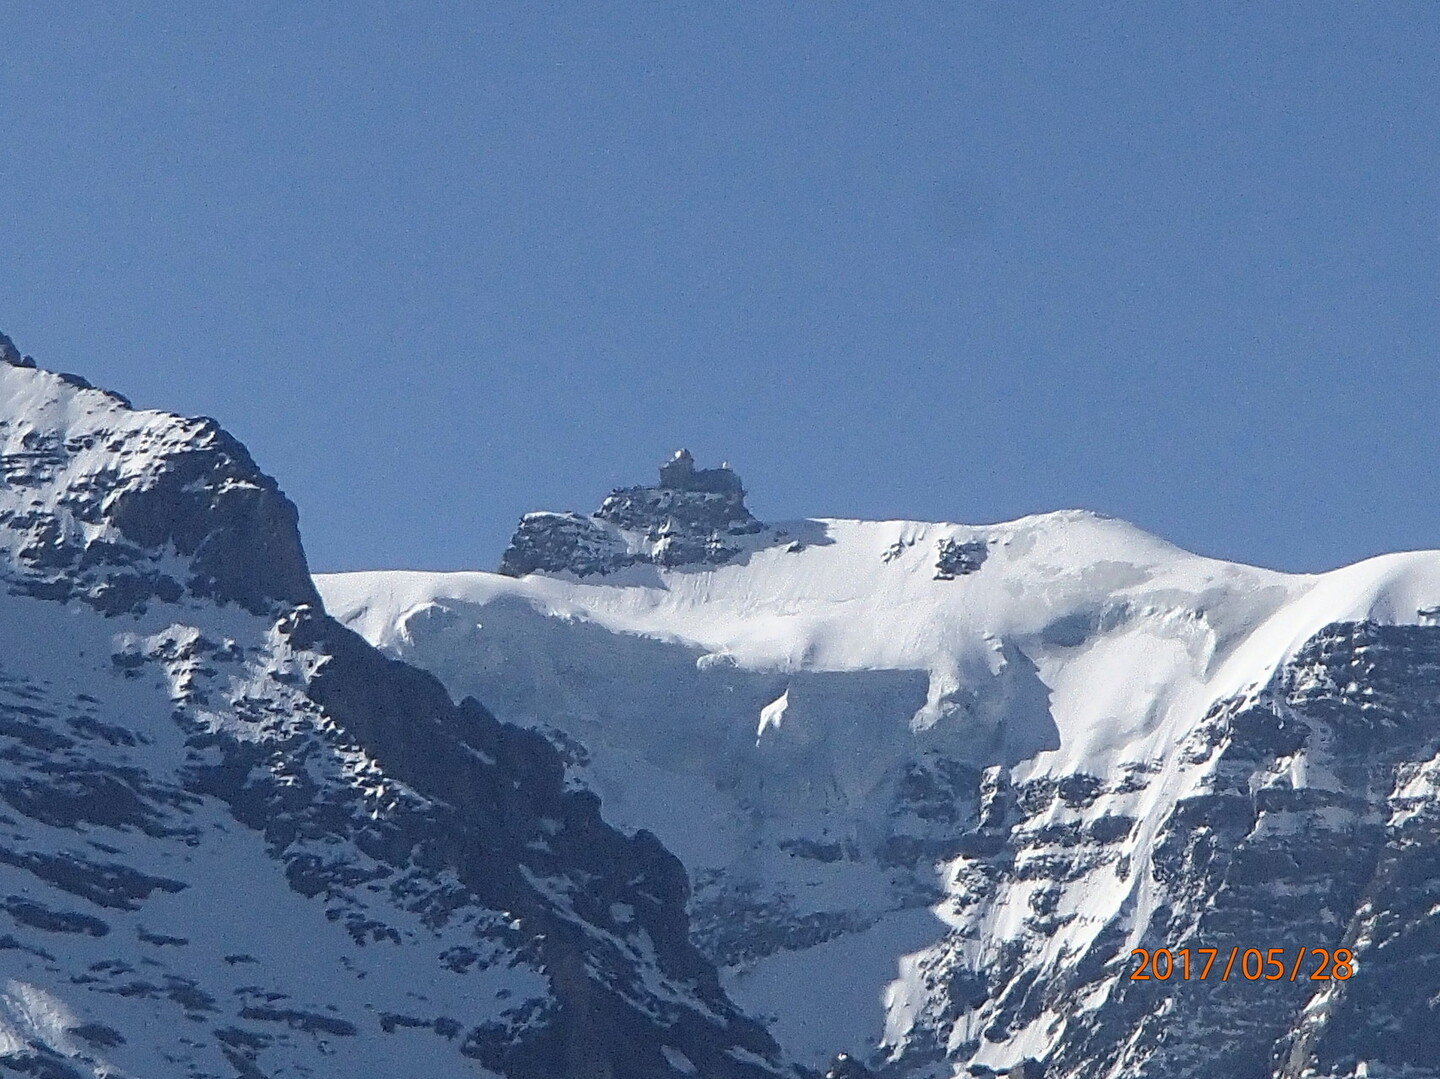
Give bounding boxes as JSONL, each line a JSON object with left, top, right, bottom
{"left": 320, "top": 503, "right": 1440, "bottom": 1074}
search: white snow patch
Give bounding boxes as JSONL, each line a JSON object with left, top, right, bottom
{"left": 757, "top": 688, "right": 790, "bottom": 741}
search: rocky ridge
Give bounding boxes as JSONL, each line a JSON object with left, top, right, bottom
{"left": 499, "top": 449, "right": 778, "bottom": 577}
{"left": 888, "top": 620, "right": 1440, "bottom": 1079}
{"left": 0, "top": 335, "right": 797, "bottom": 1079}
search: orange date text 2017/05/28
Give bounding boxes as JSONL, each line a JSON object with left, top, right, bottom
{"left": 1129, "top": 947, "right": 1355, "bottom": 982}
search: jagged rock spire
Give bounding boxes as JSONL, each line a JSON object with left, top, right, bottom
{"left": 0, "top": 329, "right": 36, "bottom": 368}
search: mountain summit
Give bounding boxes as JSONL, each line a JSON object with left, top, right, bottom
{"left": 498, "top": 450, "right": 774, "bottom": 577}
{"left": 0, "top": 336, "right": 794, "bottom": 1079}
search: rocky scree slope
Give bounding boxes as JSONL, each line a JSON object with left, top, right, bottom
{"left": 321, "top": 456, "right": 1440, "bottom": 1079}
{"left": 0, "top": 334, "right": 795, "bottom": 1079}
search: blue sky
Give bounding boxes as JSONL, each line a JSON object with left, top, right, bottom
{"left": 2, "top": 3, "right": 1436, "bottom": 573}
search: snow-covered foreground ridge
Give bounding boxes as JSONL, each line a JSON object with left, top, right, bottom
{"left": 321, "top": 460, "right": 1440, "bottom": 1079}
{"left": 0, "top": 337, "right": 795, "bottom": 1079}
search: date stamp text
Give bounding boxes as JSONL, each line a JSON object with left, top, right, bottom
{"left": 1130, "top": 947, "right": 1354, "bottom": 982}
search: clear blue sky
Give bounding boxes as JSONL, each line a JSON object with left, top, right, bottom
{"left": 2, "top": 3, "right": 1436, "bottom": 573}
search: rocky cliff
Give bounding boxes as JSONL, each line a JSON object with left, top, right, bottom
{"left": 0, "top": 335, "right": 797, "bottom": 1079}
{"left": 499, "top": 449, "right": 777, "bottom": 577}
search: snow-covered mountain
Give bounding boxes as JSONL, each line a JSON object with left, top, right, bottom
{"left": 321, "top": 452, "right": 1440, "bottom": 1079}
{"left": 0, "top": 337, "right": 797, "bottom": 1079}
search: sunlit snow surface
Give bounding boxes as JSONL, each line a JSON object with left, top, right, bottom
{"left": 319, "top": 514, "right": 1440, "bottom": 1070}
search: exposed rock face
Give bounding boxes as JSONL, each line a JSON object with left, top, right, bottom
{"left": 496, "top": 510, "right": 626, "bottom": 579}
{"left": 932, "top": 620, "right": 1440, "bottom": 1079}
{"left": 0, "top": 342, "right": 318, "bottom": 616}
{"left": 934, "top": 537, "right": 987, "bottom": 579}
{"left": 0, "top": 330, "right": 31, "bottom": 366}
{"left": 0, "top": 338, "right": 797, "bottom": 1079}
{"left": 499, "top": 449, "right": 773, "bottom": 577}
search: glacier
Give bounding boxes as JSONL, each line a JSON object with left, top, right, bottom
{"left": 320, "top": 455, "right": 1440, "bottom": 1078}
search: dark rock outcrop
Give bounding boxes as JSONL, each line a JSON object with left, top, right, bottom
{"left": 0, "top": 348, "right": 317, "bottom": 616}
{"left": 499, "top": 449, "right": 774, "bottom": 577}
{"left": 906, "top": 620, "right": 1440, "bottom": 1079}
{"left": 0, "top": 330, "right": 34, "bottom": 367}
{"left": 934, "top": 537, "right": 987, "bottom": 580}
{"left": 282, "top": 610, "right": 787, "bottom": 1079}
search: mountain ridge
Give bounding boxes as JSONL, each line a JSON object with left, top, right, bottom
{"left": 321, "top": 457, "right": 1440, "bottom": 1077}
{"left": 8, "top": 329, "right": 1439, "bottom": 1077}
{"left": 0, "top": 336, "right": 798, "bottom": 1079}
